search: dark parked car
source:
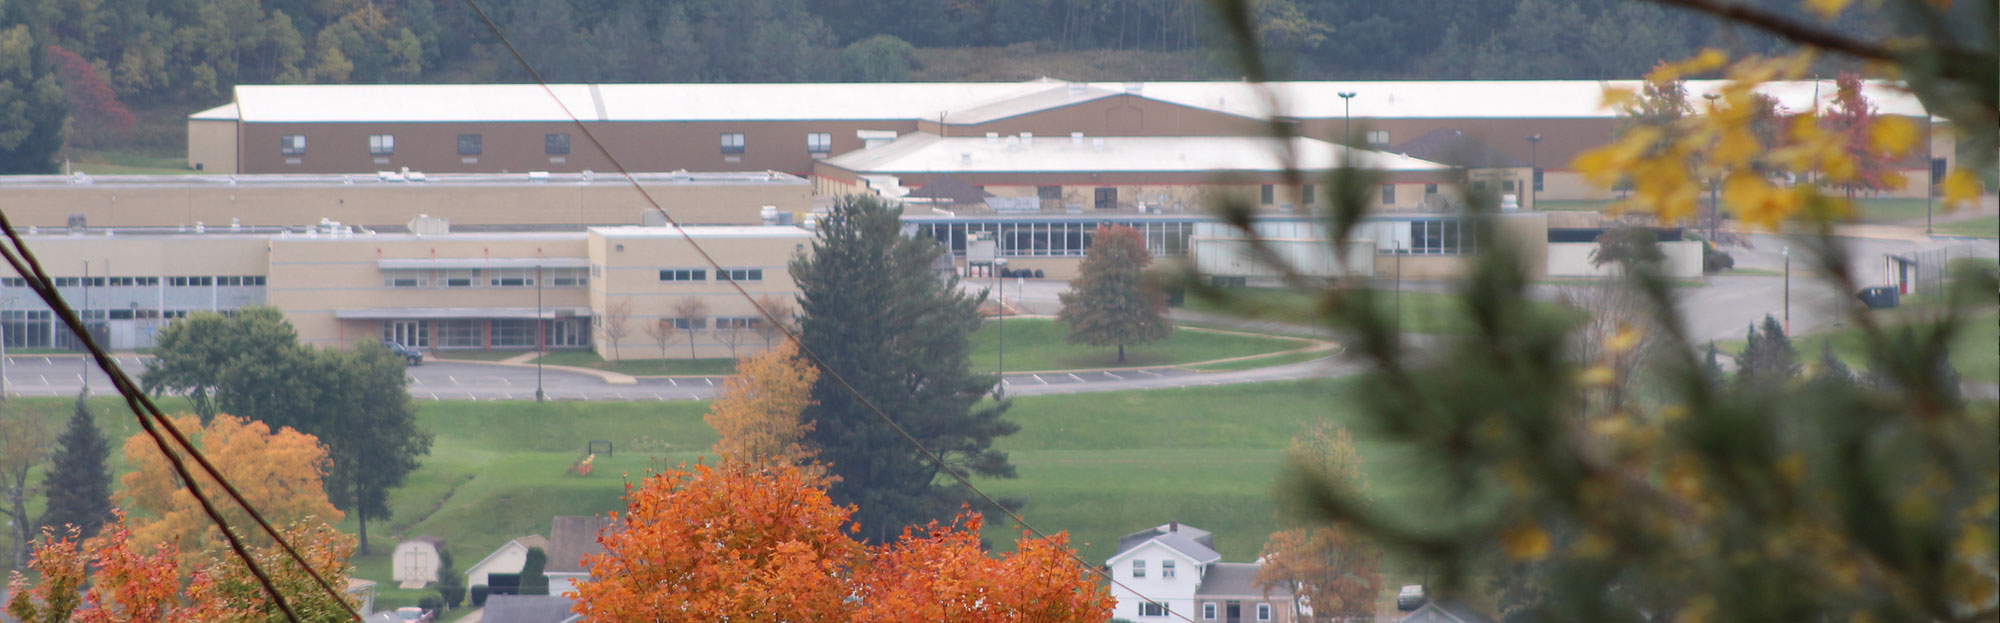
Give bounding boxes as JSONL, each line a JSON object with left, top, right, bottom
{"left": 380, "top": 340, "right": 424, "bottom": 365}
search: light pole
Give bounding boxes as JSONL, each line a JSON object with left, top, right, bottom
{"left": 1783, "top": 246, "right": 1791, "bottom": 336}
{"left": 1703, "top": 93, "right": 1722, "bottom": 239}
{"left": 1337, "top": 92, "right": 1358, "bottom": 145}
{"left": 1394, "top": 239, "right": 1404, "bottom": 328}
{"left": 1926, "top": 160, "right": 1935, "bottom": 235}
{"left": 81, "top": 260, "right": 90, "bottom": 393}
{"left": 535, "top": 263, "right": 545, "bottom": 402}
{"left": 1526, "top": 134, "right": 1542, "bottom": 209}
{"left": 994, "top": 258, "right": 1008, "bottom": 399}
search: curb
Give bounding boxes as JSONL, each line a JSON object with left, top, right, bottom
{"left": 425, "top": 358, "right": 639, "bottom": 385}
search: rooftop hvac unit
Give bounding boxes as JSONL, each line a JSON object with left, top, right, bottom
{"left": 528, "top": 171, "right": 550, "bottom": 182}
{"left": 641, "top": 210, "right": 669, "bottom": 227}
{"left": 760, "top": 206, "right": 779, "bottom": 226}
{"left": 67, "top": 214, "right": 86, "bottom": 233}
{"left": 408, "top": 214, "right": 451, "bottom": 236}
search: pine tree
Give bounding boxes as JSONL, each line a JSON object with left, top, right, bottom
{"left": 37, "top": 390, "right": 113, "bottom": 539}
{"left": 1701, "top": 341, "right": 1726, "bottom": 388}
{"left": 518, "top": 547, "right": 549, "bottom": 596}
{"left": 1810, "top": 342, "right": 1853, "bottom": 386}
{"left": 1734, "top": 315, "right": 1798, "bottom": 382}
{"left": 792, "top": 195, "right": 1017, "bottom": 541}
{"left": 1056, "top": 225, "right": 1172, "bottom": 363}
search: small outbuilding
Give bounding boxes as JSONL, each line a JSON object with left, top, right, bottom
{"left": 391, "top": 536, "right": 447, "bottom": 588}
{"left": 465, "top": 535, "right": 550, "bottom": 592}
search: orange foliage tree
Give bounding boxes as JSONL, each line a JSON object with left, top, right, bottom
{"left": 702, "top": 341, "right": 821, "bottom": 472}
{"left": 117, "top": 414, "right": 343, "bottom": 558}
{"left": 574, "top": 465, "right": 1112, "bottom": 623}
{"left": 1256, "top": 423, "right": 1382, "bottom": 619}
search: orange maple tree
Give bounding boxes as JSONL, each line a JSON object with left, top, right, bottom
{"left": 117, "top": 414, "right": 343, "bottom": 558}
{"left": 574, "top": 465, "right": 1112, "bottom": 623}
{"left": 1256, "top": 423, "right": 1382, "bottom": 619}
{"left": 702, "top": 341, "right": 822, "bottom": 473}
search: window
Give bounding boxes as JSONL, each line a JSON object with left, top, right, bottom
{"left": 1132, "top": 560, "right": 1146, "bottom": 578}
{"left": 806, "top": 132, "right": 832, "bottom": 154}
{"left": 216, "top": 276, "right": 243, "bottom": 286}
{"left": 441, "top": 269, "right": 479, "bottom": 287}
{"left": 1204, "top": 604, "right": 1217, "bottom": 620}
{"left": 458, "top": 134, "right": 483, "bottom": 155}
{"left": 369, "top": 134, "right": 395, "bottom": 156}
{"left": 1095, "top": 187, "right": 1117, "bottom": 210}
{"left": 1140, "top": 603, "right": 1169, "bottom": 617}
{"left": 0, "top": 277, "right": 22, "bottom": 287}
{"left": 489, "top": 268, "right": 535, "bottom": 287}
{"left": 1037, "top": 185, "right": 1062, "bottom": 200}
{"left": 491, "top": 319, "right": 537, "bottom": 347}
{"left": 716, "top": 317, "right": 761, "bottom": 330}
{"left": 1366, "top": 129, "right": 1390, "bottom": 146}
{"left": 660, "top": 269, "right": 707, "bottom": 282}
{"left": 548, "top": 267, "right": 588, "bottom": 286}
{"left": 384, "top": 270, "right": 428, "bottom": 288}
{"left": 248, "top": 276, "right": 266, "bottom": 286}
{"left": 168, "top": 276, "right": 213, "bottom": 287}
{"left": 1303, "top": 184, "right": 1316, "bottom": 205}
{"left": 1405, "top": 218, "right": 1476, "bottom": 255}
{"left": 1161, "top": 560, "right": 1176, "bottom": 579}
{"left": 1257, "top": 604, "right": 1271, "bottom": 621}
{"left": 280, "top": 135, "right": 306, "bottom": 155}
{"left": 672, "top": 317, "right": 707, "bottom": 331}
{"left": 435, "top": 319, "right": 482, "bottom": 348}
{"left": 1503, "top": 180, "right": 1517, "bottom": 191}
{"left": 720, "top": 268, "right": 762, "bottom": 283}
{"left": 720, "top": 133, "right": 746, "bottom": 154}
{"left": 1381, "top": 184, "right": 1396, "bottom": 205}
{"left": 546, "top": 133, "right": 570, "bottom": 155}
{"left": 1931, "top": 158, "right": 1948, "bottom": 183}
{"left": 1426, "top": 183, "right": 1439, "bottom": 195}
{"left": 1473, "top": 181, "right": 1488, "bottom": 191}
{"left": 1534, "top": 169, "right": 1545, "bottom": 192}
{"left": 1259, "top": 184, "right": 1275, "bottom": 205}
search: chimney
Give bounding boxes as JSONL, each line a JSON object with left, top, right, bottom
{"left": 960, "top": 152, "right": 972, "bottom": 166}
{"left": 1169, "top": 520, "right": 1179, "bottom": 533}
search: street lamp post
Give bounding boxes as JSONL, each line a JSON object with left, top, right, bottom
{"left": 1703, "top": 93, "right": 1722, "bottom": 240}
{"left": 1395, "top": 239, "right": 1404, "bottom": 328}
{"left": 1783, "top": 246, "right": 1791, "bottom": 335}
{"left": 535, "top": 263, "right": 545, "bottom": 402}
{"left": 994, "top": 258, "right": 1008, "bottom": 399}
{"left": 1526, "top": 134, "right": 1542, "bottom": 209}
{"left": 1337, "top": 91, "right": 1358, "bottom": 145}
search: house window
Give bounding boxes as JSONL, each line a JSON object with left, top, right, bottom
{"left": 672, "top": 317, "right": 707, "bottom": 330}
{"left": 660, "top": 269, "right": 708, "bottom": 282}
{"left": 1161, "top": 560, "right": 1176, "bottom": 579}
{"left": 1141, "top": 603, "right": 1169, "bottom": 617}
{"left": 1366, "top": 130, "right": 1390, "bottom": 146}
{"left": 720, "top": 268, "right": 762, "bottom": 283}
{"left": 721, "top": 133, "right": 746, "bottom": 154}
{"left": 1257, "top": 604, "right": 1271, "bottom": 621}
{"left": 369, "top": 134, "right": 395, "bottom": 155}
{"left": 807, "top": 132, "right": 832, "bottom": 154}
{"left": 458, "top": 134, "right": 483, "bottom": 156}
{"left": 1381, "top": 184, "right": 1396, "bottom": 205}
{"left": 1259, "top": 184, "right": 1275, "bottom": 205}
{"left": 441, "top": 269, "right": 480, "bottom": 287}
{"left": 1094, "top": 187, "right": 1117, "bottom": 210}
{"left": 1204, "top": 604, "right": 1217, "bottom": 620}
{"left": 1303, "top": 184, "right": 1316, "bottom": 205}
{"left": 716, "top": 317, "right": 761, "bottom": 330}
{"left": 1132, "top": 560, "right": 1146, "bottom": 578}
{"left": 1426, "top": 183, "right": 1439, "bottom": 195}
{"left": 1503, "top": 180, "right": 1517, "bottom": 191}
{"left": 280, "top": 135, "right": 306, "bottom": 155}
{"left": 546, "top": 133, "right": 571, "bottom": 155}
{"left": 1534, "top": 169, "right": 1545, "bottom": 192}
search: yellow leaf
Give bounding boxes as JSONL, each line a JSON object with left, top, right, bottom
{"left": 1501, "top": 522, "right": 1551, "bottom": 561}
{"left": 1869, "top": 116, "right": 1919, "bottom": 157}
{"left": 1577, "top": 365, "right": 1617, "bottom": 388}
{"left": 1724, "top": 174, "right": 1800, "bottom": 230}
{"left": 1714, "top": 127, "right": 1761, "bottom": 170}
{"left": 1803, "top": 0, "right": 1852, "bottom": 18}
{"left": 1943, "top": 168, "right": 1983, "bottom": 209}
{"left": 1571, "top": 532, "right": 1612, "bottom": 559}
{"left": 1607, "top": 325, "right": 1642, "bottom": 355}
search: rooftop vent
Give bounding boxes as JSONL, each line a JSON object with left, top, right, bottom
{"left": 1067, "top": 82, "right": 1088, "bottom": 96}
{"left": 985, "top": 132, "right": 1000, "bottom": 145}
{"left": 960, "top": 152, "right": 972, "bottom": 165}
{"left": 1071, "top": 132, "right": 1084, "bottom": 144}
{"left": 408, "top": 214, "right": 450, "bottom": 236}
{"left": 528, "top": 171, "right": 550, "bottom": 182}
{"left": 1020, "top": 132, "right": 1034, "bottom": 148}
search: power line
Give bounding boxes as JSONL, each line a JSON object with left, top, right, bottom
{"left": 455, "top": 2, "right": 1209, "bottom": 620}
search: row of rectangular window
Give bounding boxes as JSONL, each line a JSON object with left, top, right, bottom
{"left": 915, "top": 220, "right": 1195, "bottom": 258}
{"left": 658, "top": 268, "right": 763, "bottom": 283}
{"left": 1131, "top": 559, "right": 1176, "bottom": 578}
{"left": 667, "top": 316, "right": 764, "bottom": 331}
{"left": 4, "top": 276, "right": 263, "bottom": 287}
{"left": 382, "top": 268, "right": 588, "bottom": 288}
{"left": 1138, "top": 602, "right": 1273, "bottom": 621}
{"left": 283, "top": 132, "right": 835, "bottom": 157}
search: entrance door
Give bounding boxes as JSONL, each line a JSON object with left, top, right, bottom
{"left": 384, "top": 320, "right": 428, "bottom": 348}
{"left": 544, "top": 318, "right": 587, "bottom": 348}
{"left": 1226, "top": 602, "right": 1241, "bottom": 623}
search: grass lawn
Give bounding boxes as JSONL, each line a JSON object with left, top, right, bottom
{"left": 1186, "top": 287, "right": 1577, "bottom": 335}
{"left": 531, "top": 350, "right": 740, "bottom": 376}
{"left": 1851, "top": 198, "right": 1934, "bottom": 223}
{"left": 1186, "top": 349, "right": 1333, "bottom": 371}
{"left": 1717, "top": 310, "right": 1999, "bottom": 385}
{"left": 968, "top": 319, "right": 1304, "bottom": 372}
{"left": 1936, "top": 214, "right": 1998, "bottom": 238}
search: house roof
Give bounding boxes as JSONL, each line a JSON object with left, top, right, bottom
{"left": 1195, "top": 562, "right": 1290, "bottom": 598}
{"left": 1391, "top": 129, "right": 1527, "bottom": 169}
{"left": 820, "top": 133, "right": 1448, "bottom": 176}
{"left": 1402, "top": 600, "right": 1497, "bottom": 623}
{"left": 481, "top": 595, "right": 576, "bottom": 623}
{"left": 545, "top": 516, "right": 616, "bottom": 574}
{"left": 1111, "top": 523, "right": 1221, "bottom": 564}
{"left": 465, "top": 535, "right": 548, "bottom": 574}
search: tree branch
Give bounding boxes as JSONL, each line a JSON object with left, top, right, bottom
{"left": 1640, "top": 0, "right": 1899, "bottom": 61}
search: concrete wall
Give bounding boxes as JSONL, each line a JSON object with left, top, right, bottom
{"left": 1546, "top": 240, "right": 1702, "bottom": 279}
{"left": 187, "top": 120, "right": 238, "bottom": 173}
{"left": 587, "top": 227, "right": 812, "bottom": 361}
{"left": 1192, "top": 237, "right": 1375, "bottom": 278}
{"left": 0, "top": 178, "right": 811, "bottom": 228}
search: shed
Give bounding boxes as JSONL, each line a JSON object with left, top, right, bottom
{"left": 391, "top": 536, "right": 447, "bottom": 588}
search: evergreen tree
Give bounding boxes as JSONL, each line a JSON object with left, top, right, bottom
{"left": 1701, "top": 341, "right": 1726, "bottom": 387}
{"left": 1734, "top": 315, "right": 1799, "bottom": 382}
{"left": 518, "top": 547, "right": 549, "bottom": 596}
{"left": 1057, "top": 225, "right": 1172, "bottom": 363}
{"left": 436, "top": 548, "right": 466, "bottom": 608}
{"left": 1809, "top": 342, "right": 1853, "bottom": 386}
{"left": 37, "top": 390, "right": 113, "bottom": 539}
{"left": 792, "top": 195, "right": 1017, "bottom": 541}
{"left": 0, "top": 20, "right": 68, "bottom": 174}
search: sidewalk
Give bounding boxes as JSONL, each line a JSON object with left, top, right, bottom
{"left": 426, "top": 353, "right": 639, "bottom": 385}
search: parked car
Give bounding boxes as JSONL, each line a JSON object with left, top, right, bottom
{"left": 393, "top": 607, "right": 433, "bottom": 623}
{"left": 1398, "top": 585, "right": 1428, "bottom": 611}
{"left": 380, "top": 340, "right": 424, "bottom": 366}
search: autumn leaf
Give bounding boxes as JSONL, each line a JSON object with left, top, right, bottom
{"left": 703, "top": 341, "right": 823, "bottom": 475}
{"left": 118, "top": 414, "right": 343, "bottom": 560}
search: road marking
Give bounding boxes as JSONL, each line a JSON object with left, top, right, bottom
{"left": 448, "top": 375, "right": 458, "bottom": 384}
{"left": 427, "top": 392, "right": 439, "bottom": 400}
{"left": 1067, "top": 373, "right": 1084, "bottom": 382}
{"left": 650, "top": 393, "right": 663, "bottom": 400}
{"left": 1133, "top": 369, "right": 1162, "bottom": 377}
{"left": 666, "top": 378, "right": 679, "bottom": 386}
{"left": 703, "top": 378, "right": 714, "bottom": 386}
{"left": 1030, "top": 374, "right": 1049, "bottom": 385}
{"left": 42, "top": 358, "right": 51, "bottom": 365}
{"left": 39, "top": 374, "right": 47, "bottom": 385}
{"left": 500, "top": 377, "right": 513, "bottom": 386}
{"left": 1103, "top": 372, "right": 1125, "bottom": 380}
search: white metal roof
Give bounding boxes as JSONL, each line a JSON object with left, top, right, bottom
{"left": 189, "top": 103, "right": 238, "bottom": 121}
{"left": 588, "top": 225, "right": 813, "bottom": 239}
{"left": 211, "top": 79, "right": 1929, "bottom": 124}
{"left": 821, "top": 132, "right": 1448, "bottom": 174}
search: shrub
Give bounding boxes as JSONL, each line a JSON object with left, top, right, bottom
{"left": 417, "top": 594, "right": 444, "bottom": 612}
{"left": 470, "top": 585, "right": 490, "bottom": 607}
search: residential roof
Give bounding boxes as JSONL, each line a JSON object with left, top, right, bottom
{"left": 1116, "top": 522, "right": 1214, "bottom": 553}
{"left": 1402, "top": 600, "right": 1496, "bottom": 623}
{"left": 1195, "top": 562, "right": 1290, "bottom": 598}
{"left": 1112, "top": 523, "right": 1221, "bottom": 564}
{"left": 545, "top": 515, "right": 616, "bottom": 574}
{"left": 206, "top": 79, "right": 1929, "bottom": 125}
{"left": 465, "top": 535, "right": 549, "bottom": 575}
{"left": 821, "top": 133, "right": 1448, "bottom": 175}
{"left": 481, "top": 595, "right": 576, "bottom": 623}
{"left": 1392, "top": 129, "right": 1527, "bottom": 168}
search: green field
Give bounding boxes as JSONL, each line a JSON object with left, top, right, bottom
{"left": 968, "top": 318, "right": 1306, "bottom": 372}
{"left": 1186, "top": 287, "right": 1577, "bottom": 334}
{"left": 1717, "top": 311, "right": 1999, "bottom": 385}
{"left": 1936, "top": 214, "right": 1998, "bottom": 238}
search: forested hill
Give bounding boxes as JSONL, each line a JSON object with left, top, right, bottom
{"left": 5, "top": 0, "right": 1889, "bottom": 105}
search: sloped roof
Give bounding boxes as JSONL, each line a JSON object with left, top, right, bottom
{"left": 545, "top": 515, "right": 616, "bottom": 574}
{"left": 1402, "top": 600, "right": 1496, "bottom": 623}
{"left": 944, "top": 84, "right": 1124, "bottom": 125}
{"left": 1111, "top": 523, "right": 1221, "bottom": 564}
{"left": 1197, "top": 562, "right": 1292, "bottom": 598}
{"left": 465, "top": 535, "right": 548, "bottom": 575}
{"left": 821, "top": 133, "right": 1448, "bottom": 175}
{"left": 482, "top": 595, "right": 576, "bottom": 623}
{"left": 1392, "top": 128, "right": 1527, "bottom": 168}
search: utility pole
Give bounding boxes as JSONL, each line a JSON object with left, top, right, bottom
{"left": 536, "top": 263, "right": 545, "bottom": 402}
{"left": 81, "top": 260, "right": 89, "bottom": 393}
{"left": 994, "top": 258, "right": 1008, "bottom": 399}
{"left": 1527, "top": 134, "right": 1542, "bottom": 210}
{"left": 1783, "top": 246, "right": 1791, "bottom": 335}
{"left": 1703, "top": 93, "right": 1722, "bottom": 240}
{"left": 1337, "top": 92, "right": 1358, "bottom": 145}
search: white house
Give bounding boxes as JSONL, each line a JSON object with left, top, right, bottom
{"left": 465, "top": 535, "right": 550, "bottom": 591}
{"left": 391, "top": 536, "right": 446, "bottom": 588}
{"left": 1107, "top": 522, "right": 1298, "bottom": 623}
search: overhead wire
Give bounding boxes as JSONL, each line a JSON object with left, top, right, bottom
{"left": 456, "top": 2, "right": 1211, "bottom": 621}
{"left": 0, "top": 214, "right": 363, "bottom": 623}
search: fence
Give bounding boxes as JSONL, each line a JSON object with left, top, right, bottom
{"left": 1886, "top": 243, "right": 1995, "bottom": 296}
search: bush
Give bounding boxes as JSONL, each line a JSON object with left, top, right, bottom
{"left": 417, "top": 594, "right": 444, "bottom": 612}
{"left": 1700, "top": 239, "right": 1734, "bottom": 272}
{"left": 470, "top": 585, "right": 490, "bottom": 607}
